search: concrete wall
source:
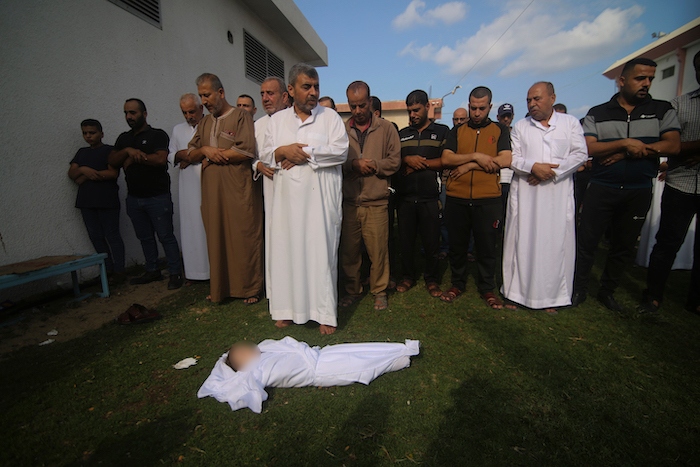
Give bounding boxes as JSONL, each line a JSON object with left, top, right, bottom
{"left": 652, "top": 52, "right": 680, "bottom": 102}
{"left": 0, "top": 0, "right": 311, "bottom": 298}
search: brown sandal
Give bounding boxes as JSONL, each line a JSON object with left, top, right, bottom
{"left": 427, "top": 282, "right": 442, "bottom": 298}
{"left": 440, "top": 287, "right": 463, "bottom": 303}
{"left": 339, "top": 294, "right": 362, "bottom": 308}
{"left": 116, "top": 304, "right": 162, "bottom": 325}
{"left": 395, "top": 279, "right": 415, "bottom": 293}
{"left": 481, "top": 292, "right": 504, "bottom": 310}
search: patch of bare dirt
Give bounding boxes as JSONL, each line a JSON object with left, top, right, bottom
{"left": 0, "top": 279, "right": 184, "bottom": 356}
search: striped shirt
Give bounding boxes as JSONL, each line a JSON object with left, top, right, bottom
{"left": 667, "top": 88, "right": 700, "bottom": 194}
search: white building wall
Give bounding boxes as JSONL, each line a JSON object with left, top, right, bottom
{"left": 0, "top": 0, "right": 311, "bottom": 297}
{"left": 681, "top": 41, "right": 700, "bottom": 95}
{"left": 651, "top": 52, "right": 680, "bottom": 102}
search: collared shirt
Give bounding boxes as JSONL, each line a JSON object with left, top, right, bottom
{"left": 667, "top": 88, "right": 700, "bottom": 194}
{"left": 396, "top": 121, "right": 450, "bottom": 201}
{"left": 349, "top": 116, "right": 372, "bottom": 153}
{"left": 582, "top": 93, "right": 680, "bottom": 190}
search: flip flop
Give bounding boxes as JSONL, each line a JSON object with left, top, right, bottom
{"left": 440, "top": 287, "right": 463, "bottom": 303}
{"left": 115, "top": 304, "right": 162, "bottom": 325}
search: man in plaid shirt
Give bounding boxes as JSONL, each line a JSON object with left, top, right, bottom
{"left": 640, "top": 51, "right": 700, "bottom": 315}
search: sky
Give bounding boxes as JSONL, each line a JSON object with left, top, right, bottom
{"left": 294, "top": 0, "right": 699, "bottom": 123}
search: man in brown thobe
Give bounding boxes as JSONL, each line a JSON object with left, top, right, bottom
{"left": 187, "top": 73, "right": 263, "bottom": 303}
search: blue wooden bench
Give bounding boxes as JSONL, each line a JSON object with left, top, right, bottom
{"left": 0, "top": 254, "right": 110, "bottom": 301}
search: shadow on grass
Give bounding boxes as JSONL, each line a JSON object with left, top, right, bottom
{"left": 71, "top": 409, "right": 194, "bottom": 466}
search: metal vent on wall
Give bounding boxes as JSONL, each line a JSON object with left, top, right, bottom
{"left": 108, "top": 0, "right": 162, "bottom": 29}
{"left": 244, "top": 31, "right": 285, "bottom": 84}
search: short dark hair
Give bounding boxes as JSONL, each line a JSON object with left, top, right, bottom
{"left": 469, "top": 86, "right": 492, "bottom": 103}
{"left": 621, "top": 57, "right": 657, "bottom": 77}
{"left": 693, "top": 51, "right": 700, "bottom": 68}
{"left": 196, "top": 73, "right": 224, "bottom": 92}
{"left": 405, "top": 89, "right": 429, "bottom": 107}
{"left": 238, "top": 94, "right": 255, "bottom": 107}
{"left": 80, "top": 119, "right": 102, "bottom": 132}
{"left": 319, "top": 96, "right": 336, "bottom": 110}
{"left": 125, "top": 98, "right": 146, "bottom": 113}
{"left": 370, "top": 96, "right": 382, "bottom": 116}
{"left": 553, "top": 103, "right": 567, "bottom": 113}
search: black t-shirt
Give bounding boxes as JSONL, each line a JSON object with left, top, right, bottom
{"left": 113, "top": 126, "right": 170, "bottom": 198}
{"left": 70, "top": 145, "right": 120, "bottom": 209}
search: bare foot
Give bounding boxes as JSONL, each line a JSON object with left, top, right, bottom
{"left": 544, "top": 308, "right": 558, "bottom": 315}
{"left": 275, "top": 320, "right": 293, "bottom": 328}
{"left": 319, "top": 324, "right": 336, "bottom": 335}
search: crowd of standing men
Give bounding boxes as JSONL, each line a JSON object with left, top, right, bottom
{"left": 69, "top": 54, "right": 700, "bottom": 333}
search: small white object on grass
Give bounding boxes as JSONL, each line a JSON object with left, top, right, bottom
{"left": 173, "top": 357, "right": 198, "bottom": 369}
{"left": 47, "top": 329, "right": 58, "bottom": 336}
{"left": 39, "top": 339, "right": 55, "bottom": 346}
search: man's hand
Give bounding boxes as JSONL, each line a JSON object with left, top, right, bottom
{"left": 201, "top": 146, "right": 228, "bottom": 164}
{"left": 531, "top": 162, "right": 559, "bottom": 181}
{"left": 473, "top": 153, "right": 499, "bottom": 174}
{"left": 600, "top": 153, "right": 625, "bottom": 166}
{"left": 625, "top": 139, "right": 659, "bottom": 158}
{"left": 276, "top": 143, "right": 309, "bottom": 165}
{"left": 449, "top": 163, "right": 472, "bottom": 180}
{"left": 178, "top": 160, "right": 191, "bottom": 170}
{"left": 80, "top": 167, "right": 101, "bottom": 181}
{"left": 281, "top": 159, "right": 295, "bottom": 170}
{"left": 527, "top": 174, "right": 541, "bottom": 186}
{"left": 353, "top": 158, "right": 377, "bottom": 176}
{"left": 127, "top": 147, "right": 149, "bottom": 163}
{"left": 404, "top": 155, "right": 429, "bottom": 171}
{"left": 257, "top": 161, "right": 275, "bottom": 179}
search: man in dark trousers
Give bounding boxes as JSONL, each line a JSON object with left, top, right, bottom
{"left": 440, "top": 86, "right": 511, "bottom": 308}
{"left": 109, "top": 98, "right": 183, "bottom": 290}
{"left": 573, "top": 58, "right": 680, "bottom": 312}
{"left": 639, "top": 51, "right": 700, "bottom": 315}
{"left": 395, "top": 90, "right": 449, "bottom": 298}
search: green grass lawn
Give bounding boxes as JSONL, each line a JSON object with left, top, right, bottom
{"left": 0, "top": 257, "right": 697, "bottom": 466}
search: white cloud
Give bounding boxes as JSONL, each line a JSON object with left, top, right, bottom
{"left": 399, "top": 3, "right": 645, "bottom": 78}
{"left": 393, "top": 0, "right": 468, "bottom": 30}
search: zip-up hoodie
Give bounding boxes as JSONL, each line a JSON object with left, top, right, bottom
{"left": 343, "top": 116, "right": 401, "bottom": 206}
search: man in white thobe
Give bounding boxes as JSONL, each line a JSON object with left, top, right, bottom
{"left": 502, "top": 82, "right": 587, "bottom": 313}
{"left": 168, "top": 93, "right": 209, "bottom": 280}
{"left": 261, "top": 63, "right": 349, "bottom": 334}
{"left": 253, "top": 77, "right": 289, "bottom": 299}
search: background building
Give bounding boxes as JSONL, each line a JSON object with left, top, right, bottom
{"left": 603, "top": 17, "right": 700, "bottom": 100}
{"left": 0, "top": 0, "right": 325, "bottom": 297}
{"left": 336, "top": 99, "right": 444, "bottom": 129}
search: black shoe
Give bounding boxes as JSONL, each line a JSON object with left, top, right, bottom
{"left": 637, "top": 296, "right": 660, "bottom": 315}
{"left": 167, "top": 274, "right": 184, "bottom": 290}
{"left": 130, "top": 270, "right": 163, "bottom": 285}
{"left": 597, "top": 291, "right": 623, "bottom": 312}
{"left": 571, "top": 292, "right": 587, "bottom": 307}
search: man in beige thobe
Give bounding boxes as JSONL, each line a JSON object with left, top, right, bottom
{"left": 187, "top": 73, "right": 263, "bottom": 303}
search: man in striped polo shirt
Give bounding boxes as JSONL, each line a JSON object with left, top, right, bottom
{"left": 573, "top": 57, "right": 681, "bottom": 312}
{"left": 639, "top": 51, "right": 700, "bottom": 315}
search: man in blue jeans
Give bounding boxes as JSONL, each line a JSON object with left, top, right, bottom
{"left": 109, "top": 98, "right": 183, "bottom": 289}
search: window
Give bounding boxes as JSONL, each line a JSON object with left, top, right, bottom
{"left": 244, "top": 31, "right": 285, "bottom": 84}
{"left": 662, "top": 66, "right": 675, "bottom": 79}
{"left": 108, "top": 0, "right": 162, "bottom": 29}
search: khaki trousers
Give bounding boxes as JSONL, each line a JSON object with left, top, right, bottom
{"left": 340, "top": 204, "right": 390, "bottom": 296}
